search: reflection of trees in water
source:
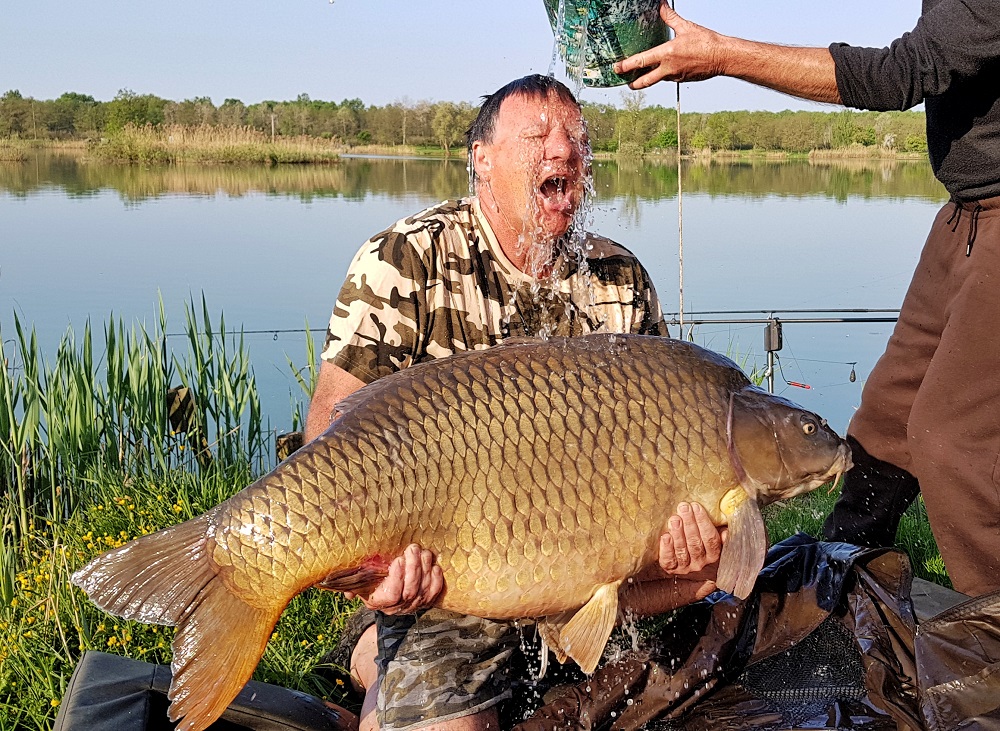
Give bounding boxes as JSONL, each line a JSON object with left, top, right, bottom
{"left": 1, "top": 152, "right": 471, "bottom": 203}
{"left": 2, "top": 151, "right": 946, "bottom": 206}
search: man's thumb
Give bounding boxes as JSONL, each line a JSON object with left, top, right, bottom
{"left": 659, "top": 2, "right": 681, "bottom": 26}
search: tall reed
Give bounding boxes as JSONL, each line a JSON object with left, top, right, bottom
{"left": 89, "top": 124, "right": 340, "bottom": 165}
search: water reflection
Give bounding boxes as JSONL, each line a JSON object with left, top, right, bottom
{"left": 1, "top": 151, "right": 946, "bottom": 205}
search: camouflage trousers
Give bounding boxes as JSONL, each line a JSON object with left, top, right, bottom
{"left": 375, "top": 608, "right": 522, "bottom": 731}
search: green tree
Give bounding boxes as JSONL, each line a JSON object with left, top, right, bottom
{"left": 0, "top": 90, "right": 30, "bottom": 137}
{"left": 218, "top": 98, "right": 247, "bottom": 127}
{"left": 432, "top": 102, "right": 473, "bottom": 157}
{"left": 105, "top": 89, "right": 166, "bottom": 132}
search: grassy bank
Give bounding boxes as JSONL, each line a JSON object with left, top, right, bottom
{"left": 88, "top": 124, "right": 341, "bottom": 165}
{"left": 0, "top": 305, "right": 947, "bottom": 729}
{"left": 0, "top": 301, "right": 353, "bottom": 729}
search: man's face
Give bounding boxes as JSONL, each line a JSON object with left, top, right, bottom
{"left": 474, "top": 91, "right": 590, "bottom": 243}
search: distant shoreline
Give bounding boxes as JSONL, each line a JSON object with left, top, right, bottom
{"left": 4, "top": 136, "right": 929, "bottom": 167}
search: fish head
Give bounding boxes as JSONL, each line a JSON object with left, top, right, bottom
{"left": 727, "top": 387, "right": 853, "bottom": 505}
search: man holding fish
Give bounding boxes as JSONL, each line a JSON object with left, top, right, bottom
{"left": 614, "top": 0, "right": 1000, "bottom": 597}
{"left": 72, "top": 73, "right": 849, "bottom": 731}
{"left": 305, "top": 75, "right": 726, "bottom": 731}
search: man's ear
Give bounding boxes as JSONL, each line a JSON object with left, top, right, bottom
{"left": 472, "top": 140, "right": 491, "bottom": 182}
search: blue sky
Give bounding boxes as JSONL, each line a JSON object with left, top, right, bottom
{"left": 4, "top": 0, "right": 921, "bottom": 112}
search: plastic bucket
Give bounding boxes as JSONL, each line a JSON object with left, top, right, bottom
{"left": 544, "top": 0, "right": 668, "bottom": 88}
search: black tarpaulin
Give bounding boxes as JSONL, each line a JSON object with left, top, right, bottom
{"left": 514, "top": 534, "right": 1000, "bottom": 731}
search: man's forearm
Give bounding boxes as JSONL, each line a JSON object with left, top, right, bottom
{"left": 620, "top": 576, "right": 716, "bottom": 617}
{"left": 720, "top": 38, "right": 841, "bottom": 105}
{"left": 617, "top": 6, "right": 843, "bottom": 105}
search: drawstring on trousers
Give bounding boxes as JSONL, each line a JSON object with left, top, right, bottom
{"left": 947, "top": 200, "right": 984, "bottom": 256}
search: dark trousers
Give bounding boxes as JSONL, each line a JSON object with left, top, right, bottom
{"left": 824, "top": 196, "right": 1000, "bottom": 596}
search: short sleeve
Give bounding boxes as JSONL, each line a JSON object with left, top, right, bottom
{"left": 321, "top": 229, "right": 428, "bottom": 384}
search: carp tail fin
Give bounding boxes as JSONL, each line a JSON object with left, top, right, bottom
{"left": 167, "top": 581, "right": 281, "bottom": 731}
{"left": 72, "top": 516, "right": 282, "bottom": 731}
{"left": 716, "top": 496, "right": 767, "bottom": 600}
{"left": 71, "top": 515, "right": 216, "bottom": 625}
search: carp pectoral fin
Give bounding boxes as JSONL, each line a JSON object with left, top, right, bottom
{"left": 316, "top": 562, "right": 390, "bottom": 595}
{"left": 550, "top": 581, "right": 622, "bottom": 675}
{"left": 716, "top": 497, "right": 767, "bottom": 600}
{"left": 71, "top": 516, "right": 284, "bottom": 731}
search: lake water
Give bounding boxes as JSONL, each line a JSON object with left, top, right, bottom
{"left": 1, "top": 151, "right": 948, "bottom": 439}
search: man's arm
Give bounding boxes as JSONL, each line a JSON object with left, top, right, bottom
{"left": 304, "top": 360, "right": 366, "bottom": 443}
{"left": 305, "top": 361, "right": 445, "bottom": 611}
{"left": 614, "top": 4, "right": 841, "bottom": 105}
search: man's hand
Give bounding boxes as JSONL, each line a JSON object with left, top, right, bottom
{"left": 613, "top": 4, "right": 727, "bottom": 89}
{"left": 657, "top": 502, "right": 726, "bottom": 581}
{"left": 622, "top": 503, "right": 726, "bottom": 616}
{"left": 345, "top": 544, "right": 445, "bottom": 615}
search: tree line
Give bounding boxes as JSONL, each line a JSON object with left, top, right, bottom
{"left": 0, "top": 88, "right": 928, "bottom": 155}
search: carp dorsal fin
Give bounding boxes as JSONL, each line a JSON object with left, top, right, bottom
{"left": 543, "top": 580, "right": 622, "bottom": 675}
{"left": 716, "top": 496, "right": 767, "bottom": 600}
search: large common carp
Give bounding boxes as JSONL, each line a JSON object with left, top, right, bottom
{"left": 73, "top": 334, "right": 851, "bottom": 731}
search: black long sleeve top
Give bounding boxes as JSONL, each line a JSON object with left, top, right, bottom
{"left": 829, "top": 0, "right": 1000, "bottom": 201}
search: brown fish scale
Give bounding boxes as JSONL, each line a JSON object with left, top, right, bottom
{"left": 206, "top": 336, "right": 747, "bottom": 618}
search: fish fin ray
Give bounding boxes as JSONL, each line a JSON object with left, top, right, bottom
{"left": 716, "top": 497, "right": 767, "bottom": 599}
{"left": 167, "top": 581, "right": 281, "bottom": 731}
{"left": 71, "top": 516, "right": 214, "bottom": 624}
{"left": 72, "top": 514, "right": 285, "bottom": 729}
{"left": 557, "top": 581, "right": 622, "bottom": 674}
{"left": 316, "top": 562, "right": 390, "bottom": 594}
{"left": 537, "top": 611, "right": 574, "bottom": 666}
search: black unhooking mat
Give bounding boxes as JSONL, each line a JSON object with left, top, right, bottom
{"left": 52, "top": 650, "right": 353, "bottom": 730}
{"left": 513, "top": 534, "right": 1000, "bottom": 731}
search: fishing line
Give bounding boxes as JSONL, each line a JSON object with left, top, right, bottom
{"left": 674, "top": 0, "right": 685, "bottom": 332}
{"left": 774, "top": 353, "right": 811, "bottom": 390}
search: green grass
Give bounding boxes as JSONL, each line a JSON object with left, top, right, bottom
{"left": 88, "top": 124, "right": 340, "bottom": 165}
{"left": 763, "top": 482, "right": 950, "bottom": 588}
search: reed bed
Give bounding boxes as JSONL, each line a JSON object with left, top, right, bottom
{"left": 0, "top": 141, "right": 27, "bottom": 163}
{"left": 89, "top": 124, "right": 341, "bottom": 165}
{"left": 0, "top": 299, "right": 348, "bottom": 730}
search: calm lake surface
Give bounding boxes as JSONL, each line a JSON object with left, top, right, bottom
{"left": 1, "top": 151, "right": 948, "bottom": 440}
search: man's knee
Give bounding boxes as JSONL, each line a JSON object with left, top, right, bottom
{"left": 351, "top": 624, "right": 379, "bottom": 694}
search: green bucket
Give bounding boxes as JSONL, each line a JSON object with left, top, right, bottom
{"left": 544, "top": 0, "right": 668, "bottom": 88}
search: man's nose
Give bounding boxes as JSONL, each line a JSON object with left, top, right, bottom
{"left": 544, "top": 127, "right": 577, "bottom": 161}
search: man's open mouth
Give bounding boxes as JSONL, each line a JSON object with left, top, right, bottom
{"left": 538, "top": 175, "right": 567, "bottom": 197}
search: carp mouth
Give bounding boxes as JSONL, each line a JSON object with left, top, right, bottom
{"left": 726, "top": 391, "right": 854, "bottom": 505}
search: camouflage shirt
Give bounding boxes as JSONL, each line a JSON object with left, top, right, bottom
{"left": 321, "top": 198, "right": 667, "bottom": 384}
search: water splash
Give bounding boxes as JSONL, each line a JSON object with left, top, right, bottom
{"left": 548, "top": 0, "right": 568, "bottom": 78}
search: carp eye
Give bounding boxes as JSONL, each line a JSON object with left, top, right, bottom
{"left": 802, "top": 420, "right": 817, "bottom": 436}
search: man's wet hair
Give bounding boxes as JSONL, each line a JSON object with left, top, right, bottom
{"left": 466, "top": 75, "right": 581, "bottom": 188}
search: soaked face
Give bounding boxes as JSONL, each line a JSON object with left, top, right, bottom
{"left": 474, "top": 91, "right": 590, "bottom": 246}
